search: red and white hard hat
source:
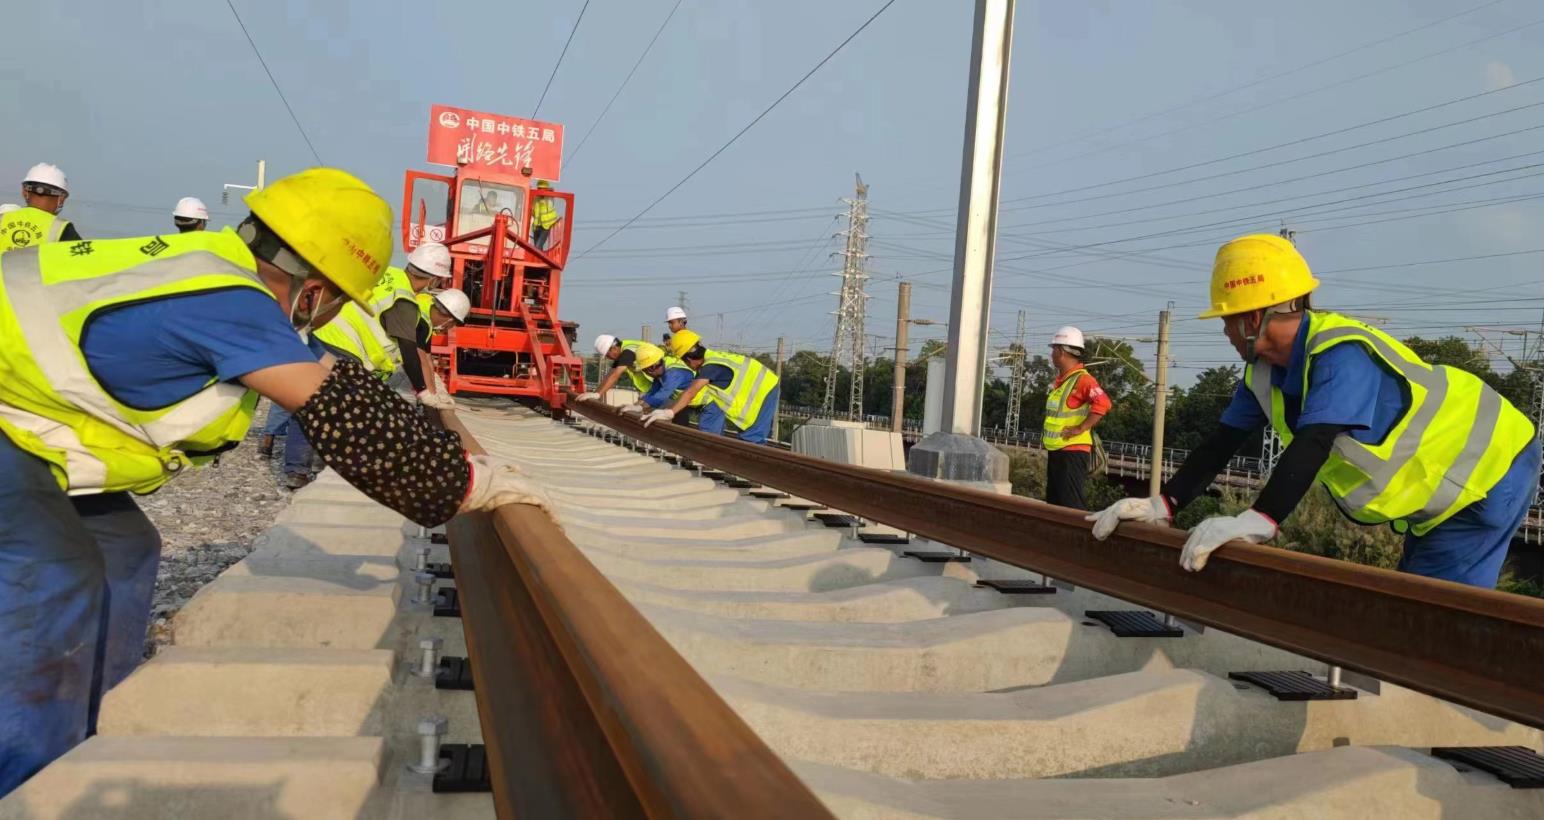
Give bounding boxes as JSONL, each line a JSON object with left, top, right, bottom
{"left": 594, "top": 334, "right": 618, "bottom": 356}
{"left": 665, "top": 306, "right": 687, "bottom": 322}
{"left": 173, "top": 197, "right": 209, "bottom": 220}
{"left": 23, "top": 163, "right": 68, "bottom": 192}
{"left": 432, "top": 288, "right": 471, "bottom": 323}
{"left": 1050, "top": 326, "right": 1085, "bottom": 350}
{"left": 406, "top": 242, "right": 453, "bottom": 279}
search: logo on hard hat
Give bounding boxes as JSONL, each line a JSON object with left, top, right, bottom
{"left": 438, "top": 111, "right": 461, "bottom": 129}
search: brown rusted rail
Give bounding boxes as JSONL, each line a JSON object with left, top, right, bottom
{"left": 436, "top": 410, "right": 833, "bottom": 819}
{"left": 571, "top": 400, "right": 1544, "bottom": 731}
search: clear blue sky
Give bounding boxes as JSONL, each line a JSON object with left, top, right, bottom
{"left": 6, "top": 0, "right": 1544, "bottom": 388}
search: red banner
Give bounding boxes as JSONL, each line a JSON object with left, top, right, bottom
{"left": 426, "top": 104, "right": 563, "bottom": 180}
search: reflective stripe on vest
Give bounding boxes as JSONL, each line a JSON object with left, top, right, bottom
{"left": 701, "top": 350, "right": 778, "bottom": 429}
{"left": 1042, "top": 368, "right": 1093, "bottom": 450}
{"left": 619, "top": 339, "right": 654, "bottom": 393}
{"left": 0, "top": 229, "right": 267, "bottom": 494}
{"left": 1245, "top": 310, "right": 1535, "bottom": 534}
{"left": 0, "top": 207, "right": 68, "bottom": 252}
{"left": 532, "top": 197, "right": 559, "bottom": 230}
{"left": 315, "top": 300, "right": 397, "bottom": 375}
{"left": 369, "top": 266, "right": 415, "bottom": 317}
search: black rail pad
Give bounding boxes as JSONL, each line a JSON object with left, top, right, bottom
{"left": 812, "top": 513, "right": 863, "bottom": 528}
{"left": 1431, "top": 746, "right": 1544, "bottom": 788}
{"left": 436, "top": 656, "right": 475, "bottom": 691}
{"left": 426, "top": 561, "right": 454, "bottom": 580}
{"left": 902, "top": 550, "right": 970, "bottom": 563}
{"left": 724, "top": 478, "right": 758, "bottom": 489}
{"left": 661, "top": 454, "right": 682, "bottom": 465}
{"left": 1085, "top": 610, "right": 1184, "bottom": 637}
{"left": 857, "top": 533, "right": 911, "bottom": 545}
{"left": 699, "top": 470, "right": 728, "bottom": 481}
{"left": 748, "top": 489, "right": 789, "bottom": 499}
{"left": 1228, "top": 670, "right": 1357, "bottom": 701}
{"left": 776, "top": 502, "right": 824, "bottom": 511}
{"left": 434, "top": 587, "right": 461, "bottom": 618}
{"left": 433, "top": 744, "right": 493, "bottom": 793}
{"left": 429, "top": 532, "right": 449, "bottom": 545}
{"left": 976, "top": 579, "right": 1056, "bottom": 594}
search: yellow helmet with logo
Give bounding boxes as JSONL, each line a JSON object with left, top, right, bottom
{"left": 246, "top": 168, "right": 394, "bottom": 312}
{"left": 666, "top": 329, "right": 702, "bottom": 358}
{"left": 1198, "top": 233, "right": 1319, "bottom": 319}
{"left": 633, "top": 343, "right": 665, "bottom": 370}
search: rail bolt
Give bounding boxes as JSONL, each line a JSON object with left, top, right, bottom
{"left": 413, "top": 546, "right": 431, "bottom": 572}
{"left": 407, "top": 714, "right": 449, "bottom": 774}
{"left": 411, "top": 571, "right": 436, "bottom": 605}
{"left": 415, "top": 636, "right": 443, "bottom": 678}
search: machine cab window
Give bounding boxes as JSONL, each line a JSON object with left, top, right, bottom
{"left": 456, "top": 179, "right": 525, "bottom": 237}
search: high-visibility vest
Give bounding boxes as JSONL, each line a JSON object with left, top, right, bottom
{"left": 1245, "top": 310, "right": 1535, "bottom": 535}
{"left": 416, "top": 292, "right": 434, "bottom": 327}
{"left": 662, "top": 355, "right": 711, "bottom": 408}
{"left": 1042, "top": 368, "right": 1094, "bottom": 450}
{"left": 532, "top": 197, "right": 559, "bottom": 230}
{"left": 369, "top": 266, "right": 415, "bottom": 317}
{"left": 0, "top": 229, "right": 266, "bottom": 494}
{"left": 0, "top": 206, "right": 71, "bottom": 252}
{"left": 314, "top": 300, "right": 397, "bottom": 376}
{"left": 618, "top": 339, "right": 655, "bottom": 393}
{"left": 699, "top": 350, "right": 778, "bottom": 430}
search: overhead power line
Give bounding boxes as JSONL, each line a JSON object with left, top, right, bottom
{"left": 533, "top": 0, "right": 593, "bottom": 119}
{"left": 224, "top": 0, "right": 322, "bottom": 164}
{"left": 565, "top": 0, "right": 685, "bottom": 171}
{"left": 574, "top": 0, "right": 901, "bottom": 259}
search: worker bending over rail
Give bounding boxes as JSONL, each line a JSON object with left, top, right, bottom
{"left": 0, "top": 168, "right": 546, "bottom": 796}
{"left": 1088, "top": 234, "right": 1541, "bottom": 588}
{"left": 644, "top": 330, "right": 781, "bottom": 445}
{"left": 0, "top": 163, "right": 81, "bottom": 251}
{"left": 580, "top": 334, "right": 665, "bottom": 400}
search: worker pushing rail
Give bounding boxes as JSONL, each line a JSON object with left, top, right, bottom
{"left": 1088, "top": 233, "right": 1541, "bottom": 588}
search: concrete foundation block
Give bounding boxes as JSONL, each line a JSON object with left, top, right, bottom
{"left": 791, "top": 419, "right": 905, "bottom": 470}
{"left": 0, "top": 736, "right": 383, "bottom": 820}
{"left": 97, "top": 647, "right": 395, "bottom": 737}
{"left": 250, "top": 523, "right": 414, "bottom": 559}
{"left": 172, "top": 574, "right": 401, "bottom": 650}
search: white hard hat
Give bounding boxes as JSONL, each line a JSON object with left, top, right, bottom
{"left": 172, "top": 196, "right": 209, "bottom": 220}
{"left": 593, "top": 334, "right": 618, "bottom": 356}
{"left": 665, "top": 306, "right": 687, "bottom": 322}
{"left": 0, "top": 204, "right": 18, "bottom": 215}
{"left": 1050, "top": 326, "right": 1085, "bottom": 350}
{"left": 23, "top": 163, "right": 68, "bottom": 192}
{"left": 406, "top": 242, "right": 453, "bottom": 279}
{"left": 432, "top": 288, "right": 471, "bottom": 323}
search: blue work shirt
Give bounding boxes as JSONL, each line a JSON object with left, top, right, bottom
{"left": 1219, "top": 317, "right": 1407, "bottom": 444}
{"left": 641, "top": 366, "right": 697, "bottom": 409}
{"left": 82, "top": 289, "right": 321, "bottom": 409}
{"left": 697, "top": 363, "right": 735, "bottom": 391}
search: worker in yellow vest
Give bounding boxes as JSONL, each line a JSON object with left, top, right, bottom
{"left": 316, "top": 243, "right": 453, "bottom": 403}
{"left": 1087, "top": 234, "right": 1540, "bottom": 587}
{"left": 0, "top": 168, "right": 547, "bottom": 796}
{"left": 530, "top": 180, "right": 560, "bottom": 250}
{"left": 1041, "top": 326, "right": 1111, "bottom": 511}
{"left": 0, "top": 163, "right": 81, "bottom": 252}
{"left": 645, "top": 330, "right": 781, "bottom": 445}
{"left": 580, "top": 334, "right": 664, "bottom": 399}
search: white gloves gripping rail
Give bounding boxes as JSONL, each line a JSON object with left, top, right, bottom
{"left": 1084, "top": 495, "right": 1277, "bottom": 572}
{"left": 619, "top": 403, "right": 646, "bottom": 417}
{"left": 642, "top": 408, "right": 675, "bottom": 427}
{"left": 417, "top": 389, "right": 456, "bottom": 410}
{"left": 458, "top": 454, "right": 553, "bottom": 515}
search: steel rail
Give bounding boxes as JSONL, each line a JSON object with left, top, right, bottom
{"left": 436, "top": 410, "right": 833, "bottom": 818}
{"left": 572, "top": 400, "right": 1544, "bottom": 731}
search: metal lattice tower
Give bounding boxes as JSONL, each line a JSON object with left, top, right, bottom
{"left": 1004, "top": 310, "right": 1028, "bottom": 437}
{"left": 822, "top": 174, "right": 871, "bottom": 420}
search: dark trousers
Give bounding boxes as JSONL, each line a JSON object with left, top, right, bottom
{"left": 1046, "top": 448, "right": 1091, "bottom": 511}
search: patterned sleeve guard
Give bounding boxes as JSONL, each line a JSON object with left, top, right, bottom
{"left": 294, "top": 357, "right": 470, "bottom": 526}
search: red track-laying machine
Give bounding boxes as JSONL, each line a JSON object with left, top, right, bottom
{"left": 400, "top": 103, "right": 585, "bottom": 410}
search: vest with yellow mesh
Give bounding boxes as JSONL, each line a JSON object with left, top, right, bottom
{"left": 0, "top": 206, "right": 71, "bottom": 252}
{"left": 700, "top": 350, "right": 778, "bottom": 429}
{"left": 0, "top": 229, "right": 267, "bottom": 494}
{"left": 1042, "top": 368, "right": 1093, "bottom": 450}
{"left": 1245, "top": 310, "right": 1535, "bottom": 535}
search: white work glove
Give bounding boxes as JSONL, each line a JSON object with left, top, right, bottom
{"left": 1179, "top": 509, "right": 1277, "bottom": 572}
{"left": 459, "top": 455, "right": 552, "bottom": 514}
{"left": 1084, "top": 496, "right": 1172, "bottom": 540}
{"left": 618, "top": 403, "right": 646, "bottom": 417}
{"left": 417, "top": 390, "right": 456, "bottom": 410}
{"left": 642, "top": 408, "right": 675, "bottom": 427}
{"left": 574, "top": 392, "right": 600, "bottom": 403}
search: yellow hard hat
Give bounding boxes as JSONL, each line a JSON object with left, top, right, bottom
{"left": 666, "top": 329, "right": 702, "bottom": 358}
{"left": 1199, "top": 234, "right": 1319, "bottom": 319}
{"left": 633, "top": 343, "right": 665, "bottom": 370}
{"left": 535, "top": 179, "right": 552, "bottom": 190}
{"left": 246, "top": 168, "right": 394, "bottom": 311}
